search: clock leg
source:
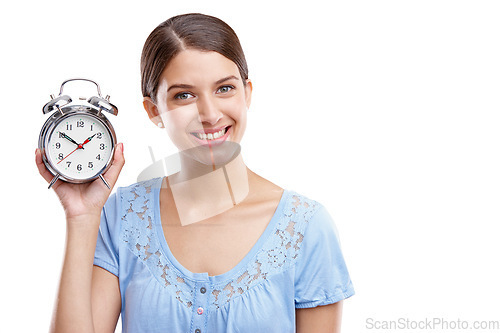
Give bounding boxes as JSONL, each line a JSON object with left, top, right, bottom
{"left": 48, "top": 174, "right": 60, "bottom": 189}
{"left": 99, "top": 174, "right": 111, "bottom": 189}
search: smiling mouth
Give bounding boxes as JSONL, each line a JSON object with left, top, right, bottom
{"left": 190, "top": 126, "right": 231, "bottom": 141}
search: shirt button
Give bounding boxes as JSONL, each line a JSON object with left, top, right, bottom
{"left": 197, "top": 307, "right": 204, "bottom": 315}
{"left": 195, "top": 329, "right": 201, "bottom": 333}
{"left": 200, "top": 287, "right": 206, "bottom": 294}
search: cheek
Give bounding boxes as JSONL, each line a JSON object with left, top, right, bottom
{"left": 160, "top": 104, "right": 198, "bottom": 136}
{"left": 219, "top": 97, "right": 247, "bottom": 123}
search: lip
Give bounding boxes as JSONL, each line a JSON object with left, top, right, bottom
{"left": 190, "top": 125, "right": 232, "bottom": 146}
{"left": 190, "top": 126, "right": 229, "bottom": 134}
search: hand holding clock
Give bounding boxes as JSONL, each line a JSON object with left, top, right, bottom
{"left": 35, "top": 142, "right": 125, "bottom": 221}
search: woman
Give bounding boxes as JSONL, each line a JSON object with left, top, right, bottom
{"left": 36, "top": 13, "right": 354, "bottom": 333}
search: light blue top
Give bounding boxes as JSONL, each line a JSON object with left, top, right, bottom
{"left": 94, "top": 177, "right": 354, "bottom": 333}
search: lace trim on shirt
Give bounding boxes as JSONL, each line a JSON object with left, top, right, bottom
{"left": 121, "top": 179, "right": 196, "bottom": 308}
{"left": 209, "top": 193, "right": 319, "bottom": 309}
{"left": 121, "top": 179, "right": 320, "bottom": 310}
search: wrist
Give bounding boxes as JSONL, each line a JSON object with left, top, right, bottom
{"left": 66, "top": 213, "right": 101, "bottom": 228}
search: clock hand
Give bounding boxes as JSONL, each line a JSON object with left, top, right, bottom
{"left": 57, "top": 145, "right": 80, "bottom": 164}
{"left": 81, "top": 133, "right": 97, "bottom": 147}
{"left": 55, "top": 133, "right": 100, "bottom": 165}
{"left": 56, "top": 134, "right": 96, "bottom": 164}
{"left": 59, "top": 132, "right": 79, "bottom": 146}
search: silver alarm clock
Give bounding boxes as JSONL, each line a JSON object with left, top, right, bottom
{"left": 38, "top": 78, "right": 118, "bottom": 189}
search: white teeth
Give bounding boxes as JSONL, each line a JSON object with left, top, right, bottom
{"left": 193, "top": 127, "right": 227, "bottom": 141}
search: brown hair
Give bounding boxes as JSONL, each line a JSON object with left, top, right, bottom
{"left": 140, "top": 13, "right": 249, "bottom": 104}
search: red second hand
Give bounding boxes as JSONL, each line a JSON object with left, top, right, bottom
{"left": 56, "top": 134, "right": 96, "bottom": 165}
{"left": 57, "top": 144, "right": 83, "bottom": 164}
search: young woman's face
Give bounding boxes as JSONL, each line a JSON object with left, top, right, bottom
{"left": 145, "top": 49, "right": 252, "bottom": 165}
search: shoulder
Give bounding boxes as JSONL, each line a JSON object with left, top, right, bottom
{"left": 282, "top": 190, "right": 329, "bottom": 229}
{"left": 285, "top": 190, "right": 322, "bottom": 215}
{"left": 274, "top": 189, "right": 336, "bottom": 252}
{"left": 115, "top": 177, "right": 163, "bottom": 200}
{"left": 102, "top": 177, "right": 163, "bottom": 224}
{"left": 280, "top": 190, "right": 341, "bottom": 252}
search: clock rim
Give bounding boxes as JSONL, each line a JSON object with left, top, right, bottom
{"left": 38, "top": 106, "right": 117, "bottom": 184}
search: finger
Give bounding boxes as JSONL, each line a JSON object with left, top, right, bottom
{"left": 100, "top": 143, "right": 125, "bottom": 190}
{"left": 35, "top": 148, "right": 57, "bottom": 184}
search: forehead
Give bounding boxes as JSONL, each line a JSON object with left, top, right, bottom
{"left": 160, "top": 49, "right": 240, "bottom": 86}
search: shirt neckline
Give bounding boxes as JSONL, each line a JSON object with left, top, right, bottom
{"left": 152, "top": 178, "right": 290, "bottom": 284}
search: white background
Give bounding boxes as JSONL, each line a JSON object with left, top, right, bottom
{"left": 2, "top": 0, "right": 499, "bottom": 332}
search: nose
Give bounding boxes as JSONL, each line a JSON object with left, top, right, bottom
{"left": 196, "top": 96, "right": 222, "bottom": 125}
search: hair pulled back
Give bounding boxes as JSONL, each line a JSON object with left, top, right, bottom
{"left": 141, "top": 13, "right": 249, "bottom": 104}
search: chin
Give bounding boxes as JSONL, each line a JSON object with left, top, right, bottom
{"left": 180, "top": 141, "right": 241, "bottom": 168}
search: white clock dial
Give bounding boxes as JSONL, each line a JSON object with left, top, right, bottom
{"left": 46, "top": 114, "right": 113, "bottom": 180}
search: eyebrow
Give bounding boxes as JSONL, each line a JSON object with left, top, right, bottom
{"left": 167, "top": 75, "right": 239, "bottom": 92}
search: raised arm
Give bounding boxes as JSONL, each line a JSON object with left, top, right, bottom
{"left": 36, "top": 143, "right": 124, "bottom": 333}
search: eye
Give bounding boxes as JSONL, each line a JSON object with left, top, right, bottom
{"left": 216, "top": 85, "right": 234, "bottom": 94}
{"left": 174, "top": 92, "right": 194, "bottom": 100}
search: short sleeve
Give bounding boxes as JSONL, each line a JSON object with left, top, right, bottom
{"left": 294, "top": 204, "right": 355, "bottom": 308}
{"left": 93, "top": 191, "right": 120, "bottom": 277}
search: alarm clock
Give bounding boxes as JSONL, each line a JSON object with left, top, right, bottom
{"left": 38, "top": 78, "right": 118, "bottom": 189}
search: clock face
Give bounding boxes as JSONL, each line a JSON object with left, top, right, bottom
{"left": 45, "top": 113, "right": 114, "bottom": 181}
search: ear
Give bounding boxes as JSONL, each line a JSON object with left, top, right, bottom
{"left": 143, "top": 97, "right": 163, "bottom": 127}
{"left": 244, "top": 79, "right": 253, "bottom": 109}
